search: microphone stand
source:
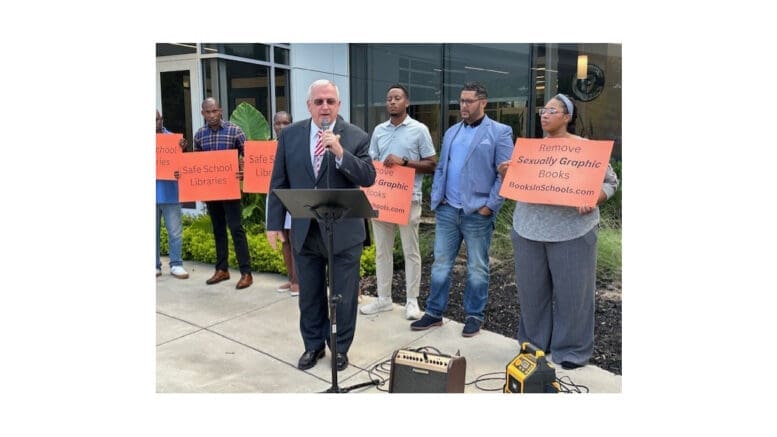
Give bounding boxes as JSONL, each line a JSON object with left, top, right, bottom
{"left": 313, "top": 122, "right": 379, "bottom": 394}
{"left": 322, "top": 118, "right": 333, "bottom": 190}
{"left": 307, "top": 203, "right": 379, "bottom": 394}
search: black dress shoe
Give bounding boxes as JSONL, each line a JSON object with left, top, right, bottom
{"left": 335, "top": 353, "right": 349, "bottom": 371}
{"left": 298, "top": 348, "right": 325, "bottom": 370}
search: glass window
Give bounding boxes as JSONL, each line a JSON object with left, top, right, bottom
{"left": 156, "top": 43, "right": 197, "bottom": 56}
{"left": 274, "top": 46, "right": 290, "bottom": 65}
{"left": 274, "top": 67, "right": 290, "bottom": 113}
{"left": 349, "top": 43, "right": 619, "bottom": 158}
{"left": 350, "top": 43, "right": 531, "bottom": 149}
{"left": 531, "top": 43, "right": 621, "bottom": 159}
{"left": 160, "top": 70, "right": 192, "bottom": 141}
{"left": 350, "top": 44, "right": 443, "bottom": 148}
{"left": 201, "top": 43, "right": 269, "bottom": 62}
{"left": 160, "top": 69, "right": 195, "bottom": 209}
{"left": 444, "top": 43, "right": 531, "bottom": 140}
{"left": 202, "top": 58, "right": 271, "bottom": 123}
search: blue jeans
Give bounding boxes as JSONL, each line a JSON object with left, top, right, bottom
{"left": 156, "top": 203, "right": 183, "bottom": 269}
{"left": 425, "top": 203, "right": 496, "bottom": 321}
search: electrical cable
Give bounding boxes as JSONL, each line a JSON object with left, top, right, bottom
{"left": 465, "top": 371, "right": 506, "bottom": 392}
{"left": 368, "top": 345, "right": 592, "bottom": 394}
{"left": 556, "top": 375, "right": 589, "bottom": 393}
{"left": 366, "top": 358, "right": 393, "bottom": 393}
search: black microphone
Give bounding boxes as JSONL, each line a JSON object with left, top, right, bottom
{"left": 321, "top": 117, "right": 329, "bottom": 153}
{"left": 320, "top": 117, "right": 332, "bottom": 188}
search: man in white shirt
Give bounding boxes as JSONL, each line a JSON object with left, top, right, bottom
{"left": 359, "top": 84, "right": 437, "bottom": 320}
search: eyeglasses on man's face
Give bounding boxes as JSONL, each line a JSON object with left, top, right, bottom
{"left": 538, "top": 107, "right": 566, "bottom": 116}
{"left": 312, "top": 98, "right": 338, "bottom": 106}
{"left": 459, "top": 98, "right": 482, "bottom": 106}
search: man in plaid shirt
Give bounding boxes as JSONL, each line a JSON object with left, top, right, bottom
{"left": 193, "top": 98, "right": 253, "bottom": 289}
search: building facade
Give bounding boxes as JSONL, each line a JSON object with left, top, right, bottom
{"left": 156, "top": 43, "right": 621, "bottom": 211}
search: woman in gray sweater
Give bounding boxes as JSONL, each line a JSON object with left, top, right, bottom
{"left": 498, "top": 94, "right": 619, "bottom": 370}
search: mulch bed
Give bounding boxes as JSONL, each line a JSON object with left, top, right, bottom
{"left": 359, "top": 248, "right": 622, "bottom": 375}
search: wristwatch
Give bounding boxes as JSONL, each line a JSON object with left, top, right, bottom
{"left": 402, "top": 156, "right": 409, "bottom": 166}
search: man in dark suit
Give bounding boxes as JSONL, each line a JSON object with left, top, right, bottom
{"left": 266, "top": 79, "right": 376, "bottom": 372}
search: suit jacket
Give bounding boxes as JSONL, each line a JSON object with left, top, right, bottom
{"left": 267, "top": 116, "right": 376, "bottom": 254}
{"left": 430, "top": 115, "right": 514, "bottom": 215}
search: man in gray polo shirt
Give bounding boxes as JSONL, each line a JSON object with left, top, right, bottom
{"left": 360, "top": 84, "right": 437, "bottom": 320}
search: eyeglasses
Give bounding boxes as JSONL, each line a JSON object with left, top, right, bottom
{"left": 312, "top": 98, "right": 338, "bottom": 106}
{"left": 459, "top": 98, "right": 482, "bottom": 105}
{"left": 538, "top": 107, "right": 566, "bottom": 115}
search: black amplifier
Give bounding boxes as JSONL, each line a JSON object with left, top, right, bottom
{"left": 389, "top": 349, "right": 466, "bottom": 393}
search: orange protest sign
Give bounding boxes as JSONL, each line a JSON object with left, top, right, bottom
{"left": 499, "top": 138, "right": 614, "bottom": 207}
{"left": 156, "top": 133, "right": 182, "bottom": 180}
{"left": 178, "top": 150, "right": 241, "bottom": 202}
{"left": 361, "top": 161, "right": 415, "bottom": 225}
{"left": 242, "top": 140, "right": 278, "bottom": 193}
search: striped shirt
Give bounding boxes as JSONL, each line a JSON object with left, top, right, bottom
{"left": 193, "top": 119, "right": 246, "bottom": 156}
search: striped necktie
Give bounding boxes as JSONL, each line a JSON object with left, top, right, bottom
{"left": 314, "top": 129, "right": 325, "bottom": 176}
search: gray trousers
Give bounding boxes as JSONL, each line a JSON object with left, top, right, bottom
{"left": 511, "top": 227, "right": 598, "bottom": 366}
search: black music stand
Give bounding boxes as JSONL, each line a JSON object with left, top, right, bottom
{"left": 273, "top": 188, "right": 379, "bottom": 393}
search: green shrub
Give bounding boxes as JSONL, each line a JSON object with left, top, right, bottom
{"left": 418, "top": 223, "right": 435, "bottom": 259}
{"left": 241, "top": 193, "right": 267, "bottom": 228}
{"left": 174, "top": 213, "right": 377, "bottom": 276}
{"left": 182, "top": 215, "right": 217, "bottom": 264}
{"left": 159, "top": 226, "right": 169, "bottom": 256}
{"left": 597, "top": 224, "right": 621, "bottom": 283}
{"left": 487, "top": 196, "right": 620, "bottom": 285}
{"left": 243, "top": 231, "right": 286, "bottom": 274}
{"left": 420, "top": 175, "right": 434, "bottom": 217}
{"left": 360, "top": 244, "right": 376, "bottom": 277}
{"left": 491, "top": 200, "right": 516, "bottom": 260}
{"left": 597, "top": 158, "right": 622, "bottom": 283}
{"left": 599, "top": 159, "right": 622, "bottom": 227}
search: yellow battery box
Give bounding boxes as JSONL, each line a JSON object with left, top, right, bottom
{"left": 503, "top": 342, "right": 560, "bottom": 393}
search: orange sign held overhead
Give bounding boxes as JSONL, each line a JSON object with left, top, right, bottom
{"left": 178, "top": 150, "right": 241, "bottom": 202}
{"left": 499, "top": 138, "right": 614, "bottom": 207}
{"left": 361, "top": 161, "right": 415, "bottom": 225}
{"left": 156, "top": 133, "right": 183, "bottom": 180}
{"left": 243, "top": 140, "right": 278, "bottom": 193}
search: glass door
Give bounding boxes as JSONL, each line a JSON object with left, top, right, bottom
{"left": 156, "top": 59, "right": 203, "bottom": 211}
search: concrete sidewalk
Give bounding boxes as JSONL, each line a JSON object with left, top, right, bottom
{"left": 156, "top": 258, "right": 621, "bottom": 393}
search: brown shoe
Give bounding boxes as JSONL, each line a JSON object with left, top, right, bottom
{"left": 236, "top": 273, "right": 253, "bottom": 289}
{"left": 206, "top": 270, "right": 230, "bottom": 285}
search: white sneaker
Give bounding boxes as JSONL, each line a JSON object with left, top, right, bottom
{"left": 359, "top": 297, "right": 393, "bottom": 315}
{"left": 156, "top": 268, "right": 162, "bottom": 277}
{"left": 404, "top": 299, "right": 423, "bottom": 320}
{"left": 170, "top": 265, "right": 189, "bottom": 279}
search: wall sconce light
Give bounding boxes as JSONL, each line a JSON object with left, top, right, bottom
{"left": 577, "top": 55, "right": 588, "bottom": 79}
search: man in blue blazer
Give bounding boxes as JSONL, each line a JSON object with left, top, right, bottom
{"left": 267, "top": 80, "right": 376, "bottom": 372}
{"left": 410, "top": 82, "right": 514, "bottom": 337}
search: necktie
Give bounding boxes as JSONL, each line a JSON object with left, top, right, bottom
{"left": 314, "top": 129, "right": 325, "bottom": 176}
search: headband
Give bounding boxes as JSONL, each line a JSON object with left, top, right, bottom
{"left": 555, "top": 94, "right": 574, "bottom": 116}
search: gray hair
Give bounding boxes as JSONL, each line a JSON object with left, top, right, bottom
{"left": 307, "top": 79, "right": 340, "bottom": 101}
